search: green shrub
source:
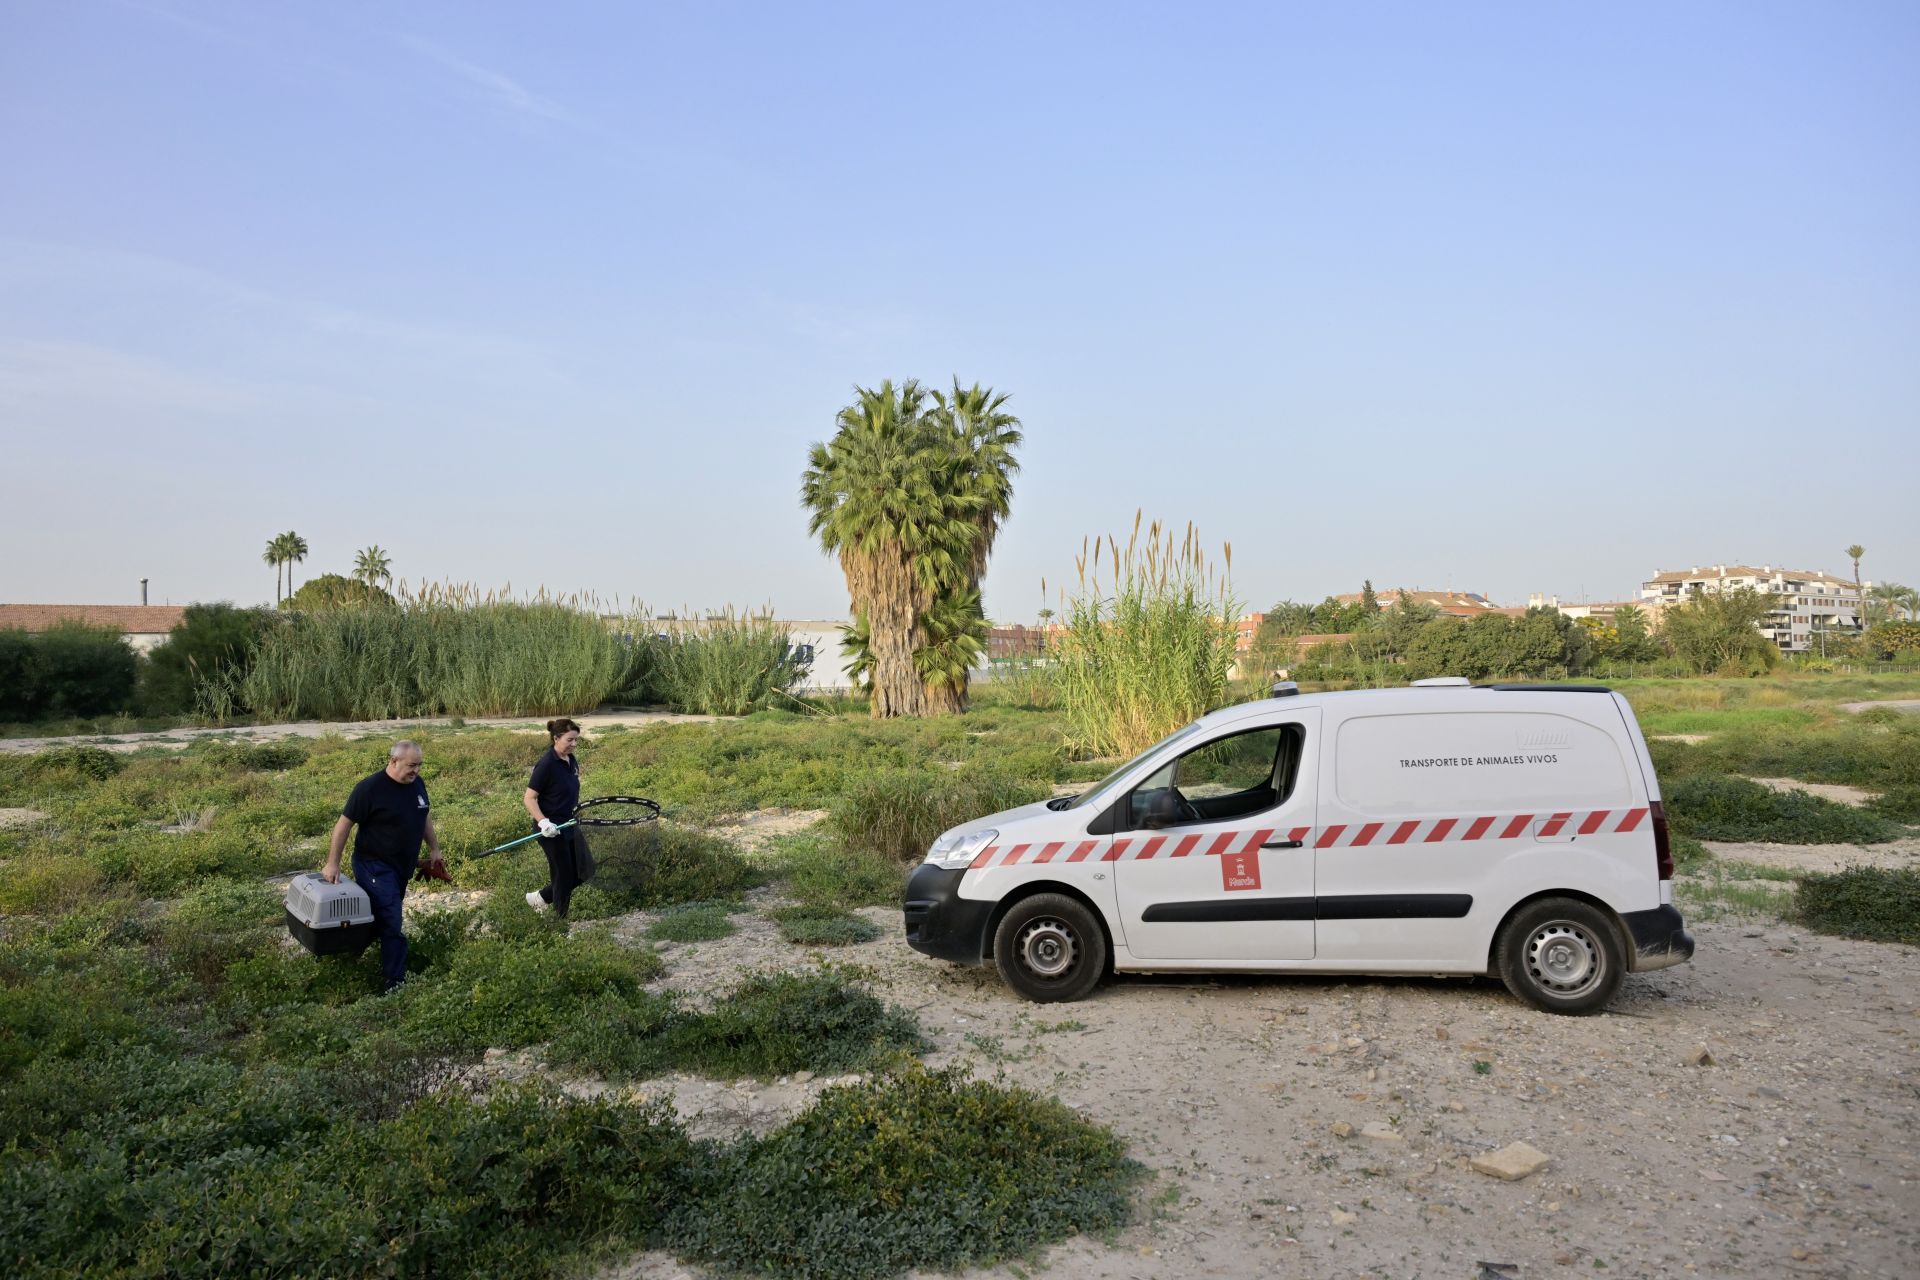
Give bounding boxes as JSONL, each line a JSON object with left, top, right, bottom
{"left": 398, "top": 931, "right": 664, "bottom": 1053}
{"left": 770, "top": 903, "right": 883, "bottom": 946}
{"left": 140, "top": 603, "right": 280, "bottom": 715}
{"left": 1666, "top": 774, "right": 1902, "bottom": 844}
{"left": 832, "top": 767, "right": 1049, "bottom": 862}
{"left": 0, "top": 744, "right": 126, "bottom": 802}
{"left": 1865, "top": 785, "right": 1920, "bottom": 824}
{"left": 545, "top": 967, "right": 925, "bottom": 1090}
{"left": 0, "top": 1083, "right": 696, "bottom": 1280}
{"left": 1793, "top": 867, "right": 1920, "bottom": 946}
{"left": 0, "top": 624, "right": 138, "bottom": 721}
{"left": 646, "top": 901, "right": 738, "bottom": 942}
{"left": 669, "top": 1062, "right": 1142, "bottom": 1279}
{"left": 565, "top": 824, "right": 764, "bottom": 918}
{"left": 194, "top": 738, "right": 310, "bottom": 772}
{"left": 0, "top": 853, "right": 106, "bottom": 915}
{"left": 670, "top": 968, "right": 921, "bottom": 1076}
{"left": 768, "top": 831, "right": 906, "bottom": 909}
{"left": 545, "top": 967, "right": 923, "bottom": 1082}
{"left": 155, "top": 880, "right": 283, "bottom": 986}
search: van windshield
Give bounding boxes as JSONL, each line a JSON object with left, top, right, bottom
{"left": 1064, "top": 720, "right": 1209, "bottom": 812}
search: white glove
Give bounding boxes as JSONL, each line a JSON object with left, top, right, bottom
{"left": 538, "top": 819, "right": 561, "bottom": 839}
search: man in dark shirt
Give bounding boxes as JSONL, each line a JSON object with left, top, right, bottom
{"left": 322, "top": 739, "right": 443, "bottom": 990}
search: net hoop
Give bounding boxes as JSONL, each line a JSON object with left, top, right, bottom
{"left": 572, "top": 796, "right": 661, "bottom": 826}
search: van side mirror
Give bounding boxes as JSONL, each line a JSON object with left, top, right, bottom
{"left": 1137, "top": 788, "right": 1183, "bottom": 830}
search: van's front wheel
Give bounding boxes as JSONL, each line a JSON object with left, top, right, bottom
{"left": 1494, "top": 897, "right": 1625, "bottom": 1015}
{"left": 994, "top": 894, "right": 1107, "bottom": 1003}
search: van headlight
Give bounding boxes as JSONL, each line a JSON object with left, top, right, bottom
{"left": 925, "top": 828, "right": 998, "bottom": 870}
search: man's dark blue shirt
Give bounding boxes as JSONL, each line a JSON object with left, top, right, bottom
{"left": 343, "top": 769, "right": 430, "bottom": 871}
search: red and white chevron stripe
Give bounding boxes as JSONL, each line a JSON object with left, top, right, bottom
{"left": 966, "top": 807, "right": 1648, "bottom": 870}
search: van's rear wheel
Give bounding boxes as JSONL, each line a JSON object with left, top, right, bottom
{"left": 993, "top": 894, "right": 1107, "bottom": 1003}
{"left": 1494, "top": 897, "right": 1625, "bottom": 1015}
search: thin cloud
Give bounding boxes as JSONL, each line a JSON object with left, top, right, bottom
{"left": 398, "top": 35, "right": 574, "bottom": 124}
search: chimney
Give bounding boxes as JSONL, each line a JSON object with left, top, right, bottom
{"left": 140, "top": 578, "right": 149, "bottom": 606}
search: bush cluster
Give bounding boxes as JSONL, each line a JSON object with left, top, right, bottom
{"left": 0, "top": 624, "right": 139, "bottom": 720}
{"left": 832, "top": 766, "right": 1050, "bottom": 862}
{"left": 626, "top": 611, "right": 812, "bottom": 715}
{"left": 672, "top": 1062, "right": 1144, "bottom": 1280}
{"left": 1665, "top": 774, "right": 1902, "bottom": 845}
{"left": 1793, "top": 867, "right": 1920, "bottom": 946}
{"left": 770, "top": 902, "right": 885, "bottom": 946}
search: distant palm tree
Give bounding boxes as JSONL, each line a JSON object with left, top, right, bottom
{"left": 283, "top": 531, "right": 309, "bottom": 597}
{"left": 1869, "top": 582, "right": 1916, "bottom": 624}
{"left": 354, "top": 545, "right": 392, "bottom": 589}
{"left": 263, "top": 535, "right": 285, "bottom": 604}
{"left": 1846, "top": 544, "right": 1865, "bottom": 597}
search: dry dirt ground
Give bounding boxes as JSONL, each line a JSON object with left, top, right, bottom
{"left": 529, "top": 883, "right": 1920, "bottom": 1279}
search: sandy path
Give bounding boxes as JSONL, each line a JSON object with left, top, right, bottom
{"left": 583, "top": 907, "right": 1920, "bottom": 1280}
{"left": 1701, "top": 836, "right": 1920, "bottom": 876}
{"left": 1749, "top": 778, "right": 1880, "bottom": 808}
{"left": 1841, "top": 699, "right": 1920, "bottom": 715}
{"left": 0, "top": 708, "right": 715, "bottom": 755}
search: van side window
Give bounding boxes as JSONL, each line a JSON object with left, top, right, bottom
{"left": 1127, "top": 724, "right": 1303, "bottom": 830}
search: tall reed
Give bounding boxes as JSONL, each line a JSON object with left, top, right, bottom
{"left": 239, "top": 584, "right": 631, "bottom": 720}
{"left": 630, "top": 609, "right": 810, "bottom": 716}
{"left": 1054, "top": 513, "right": 1240, "bottom": 756}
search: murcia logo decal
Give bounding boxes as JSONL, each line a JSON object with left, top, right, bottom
{"left": 1221, "top": 849, "right": 1261, "bottom": 892}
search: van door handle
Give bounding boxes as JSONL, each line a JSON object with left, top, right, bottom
{"left": 1261, "top": 839, "right": 1304, "bottom": 849}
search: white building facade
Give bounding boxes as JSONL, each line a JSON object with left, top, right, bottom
{"left": 1639, "top": 565, "right": 1865, "bottom": 652}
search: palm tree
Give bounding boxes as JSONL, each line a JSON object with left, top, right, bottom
{"left": 1846, "top": 543, "right": 1865, "bottom": 597}
{"left": 262, "top": 535, "right": 286, "bottom": 604}
{"left": 354, "top": 545, "right": 392, "bottom": 589}
{"left": 922, "top": 380, "right": 1023, "bottom": 711}
{"left": 805, "top": 381, "right": 974, "bottom": 717}
{"left": 1868, "top": 582, "right": 1916, "bottom": 624}
{"left": 283, "top": 531, "right": 309, "bottom": 597}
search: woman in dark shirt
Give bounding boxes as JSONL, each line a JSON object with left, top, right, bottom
{"left": 523, "top": 717, "right": 589, "bottom": 917}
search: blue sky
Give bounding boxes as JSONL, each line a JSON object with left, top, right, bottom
{"left": 2, "top": 1, "right": 1915, "bottom": 619}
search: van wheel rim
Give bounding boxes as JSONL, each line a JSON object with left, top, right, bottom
{"left": 1527, "top": 921, "right": 1603, "bottom": 997}
{"left": 1017, "top": 919, "right": 1077, "bottom": 978}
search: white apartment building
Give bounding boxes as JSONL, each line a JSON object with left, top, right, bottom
{"left": 1639, "top": 564, "right": 1865, "bottom": 652}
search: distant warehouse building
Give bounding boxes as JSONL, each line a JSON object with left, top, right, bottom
{"left": 1638, "top": 565, "right": 1866, "bottom": 652}
{"left": 0, "top": 604, "right": 186, "bottom": 654}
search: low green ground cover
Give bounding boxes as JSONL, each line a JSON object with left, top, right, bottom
{"left": 769, "top": 902, "right": 885, "bottom": 946}
{"left": 1665, "top": 774, "right": 1904, "bottom": 844}
{"left": 0, "top": 690, "right": 1141, "bottom": 1278}
{"left": 1793, "top": 867, "right": 1920, "bottom": 946}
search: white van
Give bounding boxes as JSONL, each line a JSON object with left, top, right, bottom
{"left": 903, "top": 681, "right": 1693, "bottom": 1014}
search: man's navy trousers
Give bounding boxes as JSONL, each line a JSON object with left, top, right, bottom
{"left": 353, "top": 856, "right": 410, "bottom": 989}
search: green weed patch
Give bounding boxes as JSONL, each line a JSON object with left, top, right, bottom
{"left": 1666, "top": 774, "right": 1902, "bottom": 844}
{"left": 832, "top": 766, "right": 1049, "bottom": 862}
{"left": 646, "top": 901, "right": 739, "bottom": 942}
{"left": 544, "top": 968, "right": 922, "bottom": 1081}
{"left": 766, "top": 830, "right": 905, "bottom": 909}
{"left": 771, "top": 902, "right": 884, "bottom": 946}
{"left": 670, "top": 1062, "right": 1144, "bottom": 1280}
{"left": 1794, "top": 867, "right": 1920, "bottom": 946}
